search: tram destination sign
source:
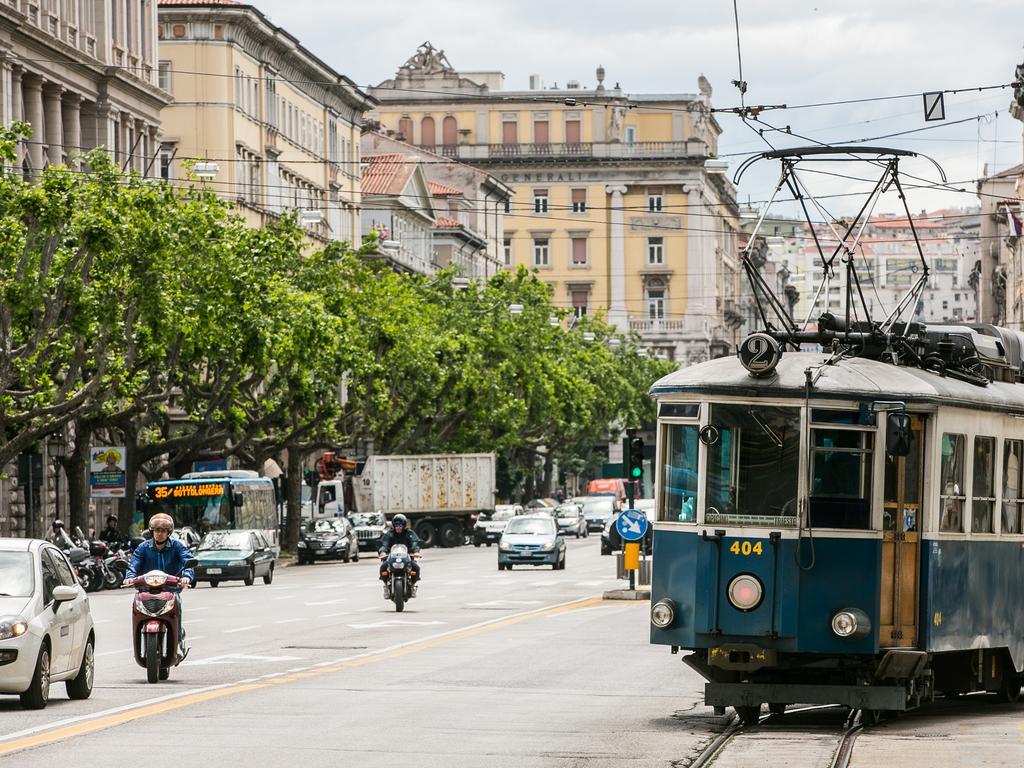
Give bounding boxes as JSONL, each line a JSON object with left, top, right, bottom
{"left": 151, "top": 482, "right": 225, "bottom": 500}
{"left": 705, "top": 511, "right": 798, "bottom": 527}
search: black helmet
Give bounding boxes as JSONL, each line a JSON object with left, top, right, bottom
{"left": 52, "top": 519, "right": 64, "bottom": 529}
{"left": 106, "top": 515, "right": 117, "bottom": 525}
{"left": 392, "top": 514, "right": 408, "bottom": 529}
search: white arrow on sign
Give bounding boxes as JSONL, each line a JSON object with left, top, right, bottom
{"left": 347, "top": 619, "right": 446, "bottom": 629}
{"left": 192, "top": 653, "right": 304, "bottom": 666}
{"left": 621, "top": 516, "right": 643, "bottom": 535}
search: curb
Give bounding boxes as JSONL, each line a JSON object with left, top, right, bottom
{"left": 603, "top": 588, "right": 651, "bottom": 601}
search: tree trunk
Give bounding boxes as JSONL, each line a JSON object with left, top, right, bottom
{"left": 284, "top": 444, "right": 303, "bottom": 551}
{"left": 541, "top": 452, "right": 554, "bottom": 498}
{"left": 118, "top": 425, "right": 139, "bottom": 529}
{"left": 65, "top": 425, "right": 91, "bottom": 534}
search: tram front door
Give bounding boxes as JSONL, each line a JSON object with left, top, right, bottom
{"left": 880, "top": 415, "right": 924, "bottom": 648}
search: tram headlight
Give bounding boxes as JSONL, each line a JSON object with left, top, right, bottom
{"left": 726, "top": 574, "right": 764, "bottom": 612}
{"left": 651, "top": 600, "right": 676, "bottom": 629}
{"left": 831, "top": 608, "right": 871, "bottom": 639}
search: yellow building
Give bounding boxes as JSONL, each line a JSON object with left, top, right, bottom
{"left": 156, "top": 0, "right": 375, "bottom": 243}
{"left": 369, "top": 43, "right": 742, "bottom": 362}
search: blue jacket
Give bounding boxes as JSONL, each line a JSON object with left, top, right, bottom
{"left": 127, "top": 538, "right": 195, "bottom": 582}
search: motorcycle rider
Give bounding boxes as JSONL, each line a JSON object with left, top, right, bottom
{"left": 378, "top": 514, "right": 421, "bottom": 596}
{"left": 48, "top": 520, "right": 77, "bottom": 550}
{"left": 99, "top": 515, "right": 126, "bottom": 549}
{"left": 123, "top": 513, "right": 194, "bottom": 656}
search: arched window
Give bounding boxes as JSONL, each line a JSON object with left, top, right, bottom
{"left": 398, "top": 117, "right": 413, "bottom": 142}
{"left": 442, "top": 116, "right": 457, "bottom": 146}
{"left": 421, "top": 116, "right": 436, "bottom": 146}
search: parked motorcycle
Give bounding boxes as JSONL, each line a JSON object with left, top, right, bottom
{"left": 382, "top": 544, "right": 419, "bottom": 612}
{"left": 126, "top": 559, "right": 197, "bottom": 683}
{"left": 103, "top": 547, "right": 131, "bottom": 590}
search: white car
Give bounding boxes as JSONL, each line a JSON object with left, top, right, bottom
{"left": 0, "top": 538, "right": 95, "bottom": 709}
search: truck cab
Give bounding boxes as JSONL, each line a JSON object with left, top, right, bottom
{"left": 312, "top": 480, "right": 345, "bottom": 517}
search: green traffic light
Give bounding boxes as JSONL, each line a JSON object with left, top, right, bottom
{"left": 631, "top": 467, "right": 642, "bottom": 478}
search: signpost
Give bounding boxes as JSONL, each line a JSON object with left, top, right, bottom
{"left": 619, "top": 429, "right": 648, "bottom": 590}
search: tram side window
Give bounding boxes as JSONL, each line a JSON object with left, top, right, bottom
{"left": 809, "top": 429, "right": 873, "bottom": 529}
{"left": 939, "top": 433, "right": 966, "bottom": 532}
{"left": 706, "top": 405, "right": 800, "bottom": 524}
{"left": 971, "top": 436, "right": 996, "bottom": 533}
{"left": 661, "top": 423, "right": 698, "bottom": 522}
{"left": 1003, "top": 440, "right": 1023, "bottom": 535}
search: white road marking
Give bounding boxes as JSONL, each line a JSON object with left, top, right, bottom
{"left": 272, "top": 618, "right": 304, "bottom": 625}
{"left": 322, "top": 612, "right": 349, "bottom": 618}
{"left": 574, "top": 580, "right": 608, "bottom": 586}
{"left": 188, "top": 607, "right": 210, "bottom": 612}
{"left": 92, "top": 619, "right": 111, "bottom": 625}
{"left": 304, "top": 599, "right": 345, "bottom": 606}
{"left": 348, "top": 619, "right": 446, "bottom": 629}
{"left": 223, "top": 625, "right": 260, "bottom": 634}
{"left": 96, "top": 648, "right": 130, "bottom": 658}
{"left": 229, "top": 601, "right": 255, "bottom": 607}
{"left": 465, "top": 600, "right": 544, "bottom": 607}
{"left": 272, "top": 595, "right": 296, "bottom": 601}
{"left": 192, "top": 653, "right": 303, "bottom": 666}
{"left": 529, "top": 580, "right": 559, "bottom": 587}
{"left": 442, "top": 579, "right": 471, "bottom": 586}
{"left": 356, "top": 606, "right": 378, "bottom": 612}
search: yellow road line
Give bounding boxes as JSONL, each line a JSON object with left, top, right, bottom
{"left": 0, "top": 595, "right": 609, "bottom": 757}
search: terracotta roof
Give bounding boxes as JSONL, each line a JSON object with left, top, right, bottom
{"left": 428, "top": 180, "right": 463, "bottom": 196}
{"left": 158, "top": 1, "right": 241, "bottom": 5}
{"left": 434, "top": 217, "right": 463, "bottom": 229}
{"left": 360, "top": 154, "right": 415, "bottom": 196}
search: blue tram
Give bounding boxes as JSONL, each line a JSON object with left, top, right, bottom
{"left": 648, "top": 325, "right": 1024, "bottom": 723}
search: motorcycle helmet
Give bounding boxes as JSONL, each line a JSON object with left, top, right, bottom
{"left": 52, "top": 519, "right": 65, "bottom": 530}
{"left": 392, "top": 514, "right": 408, "bottom": 531}
{"left": 106, "top": 515, "right": 117, "bottom": 525}
{"left": 148, "top": 512, "right": 175, "bottom": 533}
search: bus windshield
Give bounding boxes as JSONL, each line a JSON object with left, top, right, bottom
{"left": 149, "top": 483, "right": 230, "bottom": 533}
{"left": 706, "top": 404, "right": 800, "bottom": 526}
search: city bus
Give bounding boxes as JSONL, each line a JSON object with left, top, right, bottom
{"left": 142, "top": 470, "right": 279, "bottom": 551}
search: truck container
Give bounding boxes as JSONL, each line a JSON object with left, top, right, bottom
{"left": 309, "top": 453, "right": 496, "bottom": 549}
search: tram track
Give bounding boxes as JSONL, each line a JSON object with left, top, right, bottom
{"left": 687, "top": 706, "right": 865, "bottom": 768}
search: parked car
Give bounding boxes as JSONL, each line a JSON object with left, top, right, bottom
{"left": 473, "top": 504, "right": 523, "bottom": 546}
{"left": 498, "top": 514, "right": 567, "bottom": 570}
{"left": 297, "top": 517, "right": 360, "bottom": 564}
{"left": 0, "top": 538, "right": 95, "bottom": 709}
{"left": 348, "top": 511, "right": 387, "bottom": 551}
{"left": 193, "top": 529, "right": 277, "bottom": 587}
{"left": 554, "top": 503, "right": 588, "bottom": 538}
{"left": 632, "top": 498, "right": 655, "bottom": 517}
{"left": 576, "top": 496, "right": 619, "bottom": 532}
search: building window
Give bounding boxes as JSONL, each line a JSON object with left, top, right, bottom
{"left": 503, "top": 199, "right": 511, "bottom": 214}
{"left": 647, "top": 287, "right": 665, "bottom": 319}
{"left": 647, "top": 236, "right": 664, "bottom": 265}
{"left": 158, "top": 60, "right": 171, "bottom": 93}
{"left": 398, "top": 116, "right": 413, "bottom": 142}
{"left": 159, "top": 146, "right": 174, "bottom": 181}
{"left": 565, "top": 119, "right": 581, "bottom": 145}
{"left": 265, "top": 75, "right": 277, "bottom": 128}
{"left": 624, "top": 125, "right": 636, "bottom": 144}
{"left": 571, "top": 188, "right": 586, "bottom": 213}
{"left": 532, "top": 238, "right": 549, "bottom": 267}
{"left": 234, "top": 66, "right": 242, "bottom": 108}
{"left": 442, "top": 116, "right": 457, "bottom": 146}
{"left": 571, "top": 237, "right": 587, "bottom": 266}
{"left": 533, "top": 189, "right": 548, "bottom": 214}
{"left": 503, "top": 237, "right": 512, "bottom": 266}
{"left": 648, "top": 189, "right": 663, "bottom": 212}
{"left": 421, "top": 116, "right": 436, "bottom": 146}
{"left": 571, "top": 290, "right": 588, "bottom": 318}
{"left": 502, "top": 118, "right": 517, "bottom": 145}
{"left": 533, "top": 119, "right": 549, "bottom": 145}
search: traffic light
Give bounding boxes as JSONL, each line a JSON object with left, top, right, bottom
{"left": 626, "top": 437, "right": 645, "bottom": 480}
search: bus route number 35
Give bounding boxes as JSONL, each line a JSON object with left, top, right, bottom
{"left": 729, "top": 540, "right": 763, "bottom": 556}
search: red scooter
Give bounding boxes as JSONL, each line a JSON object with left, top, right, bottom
{"left": 127, "top": 560, "right": 196, "bottom": 683}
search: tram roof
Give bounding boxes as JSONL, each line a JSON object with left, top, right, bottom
{"left": 650, "top": 351, "right": 1024, "bottom": 414}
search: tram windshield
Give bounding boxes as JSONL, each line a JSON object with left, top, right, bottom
{"left": 706, "top": 404, "right": 800, "bottom": 526}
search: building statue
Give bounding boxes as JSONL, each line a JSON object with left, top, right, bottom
{"left": 401, "top": 42, "right": 454, "bottom": 75}
{"left": 609, "top": 106, "right": 625, "bottom": 142}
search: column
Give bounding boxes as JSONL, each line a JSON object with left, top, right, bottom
{"left": 134, "top": 118, "right": 145, "bottom": 172}
{"left": 11, "top": 64, "right": 22, "bottom": 122}
{"left": 606, "top": 184, "right": 628, "bottom": 332}
{"left": 42, "top": 82, "right": 64, "bottom": 166}
{"left": 0, "top": 57, "right": 11, "bottom": 127}
{"left": 22, "top": 74, "right": 44, "bottom": 176}
{"left": 146, "top": 125, "right": 158, "bottom": 177}
{"left": 683, "top": 183, "right": 709, "bottom": 337}
{"left": 61, "top": 92, "right": 82, "bottom": 169}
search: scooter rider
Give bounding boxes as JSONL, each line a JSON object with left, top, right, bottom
{"left": 48, "top": 520, "right": 77, "bottom": 550}
{"left": 124, "top": 513, "right": 194, "bottom": 656}
{"left": 99, "top": 515, "right": 126, "bottom": 549}
{"left": 378, "top": 514, "right": 422, "bottom": 595}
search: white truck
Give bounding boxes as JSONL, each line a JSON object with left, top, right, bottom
{"left": 309, "top": 453, "right": 496, "bottom": 549}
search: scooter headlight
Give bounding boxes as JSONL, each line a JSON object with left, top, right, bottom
{"left": 143, "top": 572, "right": 168, "bottom": 588}
{"left": 134, "top": 595, "right": 175, "bottom": 616}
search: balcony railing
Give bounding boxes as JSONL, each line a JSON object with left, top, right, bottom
{"left": 629, "top": 318, "right": 687, "bottom": 334}
{"left": 417, "top": 140, "right": 703, "bottom": 163}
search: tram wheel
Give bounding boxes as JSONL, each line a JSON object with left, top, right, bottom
{"left": 734, "top": 705, "right": 761, "bottom": 726}
{"left": 768, "top": 703, "right": 786, "bottom": 716}
{"left": 997, "top": 676, "right": 1022, "bottom": 703}
{"left": 860, "top": 709, "right": 883, "bottom": 726}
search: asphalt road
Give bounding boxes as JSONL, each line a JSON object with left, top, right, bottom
{"left": 0, "top": 536, "right": 718, "bottom": 767}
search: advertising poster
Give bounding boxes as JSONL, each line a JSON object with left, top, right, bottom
{"left": 90, "top": 446, "right": 127, "bottom": 498}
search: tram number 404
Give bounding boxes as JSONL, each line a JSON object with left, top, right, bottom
{"left": 729, "top": 540, "right": 763, "bottom": 556}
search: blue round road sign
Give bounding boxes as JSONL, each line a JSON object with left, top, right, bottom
{"left": 616, "top": 509, "right": 649, "bottom": 542}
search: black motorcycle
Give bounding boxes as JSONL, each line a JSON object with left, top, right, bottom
{"left": 382, "top": 544, "right": 418, "bottom": 612}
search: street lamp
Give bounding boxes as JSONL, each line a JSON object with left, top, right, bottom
{"left": 193, "top": 161, "right": 219, "bottom": 180}
{"left": 508, "top": 303, "right": 524, "bottom": 316}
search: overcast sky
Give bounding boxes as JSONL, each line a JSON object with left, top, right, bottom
{"left": 253, "top": 0, "right": 1023, "bottom": 216}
